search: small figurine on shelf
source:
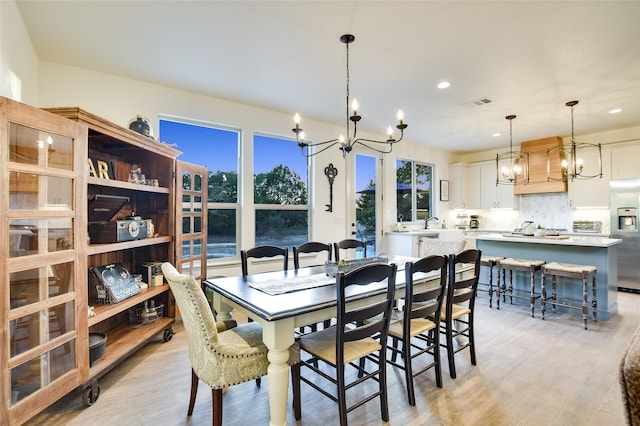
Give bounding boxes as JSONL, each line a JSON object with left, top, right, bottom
{"left": 147, "top": 220, "right": 155, "bottom": 238}
{"left": 128, "top": 164, "right": 142, "bottom": 184}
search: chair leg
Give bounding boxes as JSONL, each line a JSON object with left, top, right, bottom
{"left": 447, "top": 320, "right": 457, "bottom": 379}
{"left": 469, "top": 313, "right": 477, "bottom": 366}
{"left": 256, "top": 377, "right": 261, "bottom": 387}
{"left": 403, "top": 337, "right": 416, "bottom": 406}
{"left": 433, "top": 328, "right": 443, "bottom": 388}
{"left": 291, "top": 363, "right": 301, "bottom": 421}
{"left": 212, "top": 388, "right": 223, "bottom": 426}
{"left": 379, "top": 350, "right": 390, "bottom": 422}
{"left": 391, "top": 336, "right": 399, "bottom": 362}
{"left": 337, "top": 364, "right": 348, "bottom": 426}
{"left": 188, "top": 368, "right": 198, "bottom": 416}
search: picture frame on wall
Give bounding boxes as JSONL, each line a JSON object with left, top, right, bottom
{"left": 440, "top": 180, "right": 449, "bottom": 201}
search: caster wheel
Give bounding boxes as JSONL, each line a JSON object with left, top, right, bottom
{"left": 82, "top": 384, "right": 100, "bottom": 406}
{"left": 163, "top": 328, "right": 174, "bottom": 342}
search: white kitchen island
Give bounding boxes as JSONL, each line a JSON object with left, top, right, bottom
{"left": 475, "top": 233, "right": 622, "bottom": 320}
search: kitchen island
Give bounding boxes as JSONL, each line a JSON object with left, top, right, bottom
{"left": 475, "top": 233, "right": 622, "bottom": 320}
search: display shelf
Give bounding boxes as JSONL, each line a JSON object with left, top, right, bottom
{"left": 87, "top": 236, "right": 172, "bottom": 256}
{"left": 87, "top": 317, "right": 174, "bottom": 379}
{"left": 88, "top": 285, "right": 170, "bottom": 327}
{"left": 88, "top": 176, "right": 170, "bottom": 194}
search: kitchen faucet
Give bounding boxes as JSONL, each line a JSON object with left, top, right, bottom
{"left": 425, "top": 216, "right": 439, "bottom": 229}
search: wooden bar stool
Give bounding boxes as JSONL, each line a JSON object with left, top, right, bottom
{"left": 496, "top": 258, "right": 545, "bottom": 317}
{"left": 479, "top": 256, "right": 504, "bottom": 308}
{"left": 541, "top": 262, "right": 597, "bottom": 330}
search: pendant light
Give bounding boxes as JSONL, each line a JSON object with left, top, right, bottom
{"left": 496, "top": 114, "right": 529, "bottom": 185}
{"left": 547, "top": 100, "right": 602, "bottom": 181}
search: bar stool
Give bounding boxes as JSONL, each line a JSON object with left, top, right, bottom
{"left": 496, "top": 258, "right": 545, "bottom": 317}
{"left": 479, "top": 256, "right": 504, "bottom": 308}
{"left": 541, "top": 262, "right": 597, "bottom": 330}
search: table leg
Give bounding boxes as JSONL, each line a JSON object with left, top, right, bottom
{"left": 260, "top": 318, "right": 296, "bottom": 426}
{"left": 212, "top": 294, "right": 234, "bottom": 322}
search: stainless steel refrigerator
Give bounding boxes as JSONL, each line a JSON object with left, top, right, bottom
{"left": 611, "top": 178, "right": 640, "bottom": 292}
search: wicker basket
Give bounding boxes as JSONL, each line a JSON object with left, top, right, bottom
{"left": 128, "top": 302, "right": 164, "bottom": 326}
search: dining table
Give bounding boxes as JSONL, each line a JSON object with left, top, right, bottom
{"left": 203, "top": 255, "right": 472, "bottom": 426}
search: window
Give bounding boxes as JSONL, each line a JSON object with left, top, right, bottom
{"left": 253, "top": 134, "right": 309, "bottom": 248}
{"left": 160, "top": 119, "right": 239, "bottom": 259}
{"left": 396, "top": 159, "right": 434, "bottom": 222}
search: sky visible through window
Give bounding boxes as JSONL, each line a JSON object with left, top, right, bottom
{"left": 161, "top": 119, "right": 377, "bottom": 195}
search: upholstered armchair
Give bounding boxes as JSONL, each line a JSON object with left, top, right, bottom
{"left": 161, "top": 263, "right": 300, "bottom": 426}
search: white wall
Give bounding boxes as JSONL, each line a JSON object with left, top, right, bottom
{"left": 0, "top": 0, "right": 39, "bottom": 103}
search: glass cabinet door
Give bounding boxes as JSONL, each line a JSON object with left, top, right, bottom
{"left": 1, "top": 97, "right": 86, "bottom": 425}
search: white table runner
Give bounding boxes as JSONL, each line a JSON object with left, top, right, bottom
{"left": 248, "top": 273, "right": 335, "bottom": 295}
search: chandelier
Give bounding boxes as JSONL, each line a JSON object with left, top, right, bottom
{"left": 496, "top": 114, "right": 529, "bottom": 185}
{"left": 292, "top": 34, "right": 407, "bottom": 158}
{"left": 547, "top": 100, "right": 602, "bottom": 181}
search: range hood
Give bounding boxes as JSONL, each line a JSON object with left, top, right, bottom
{"left": 514, "top": 136, "right": 567, "bottom": 194}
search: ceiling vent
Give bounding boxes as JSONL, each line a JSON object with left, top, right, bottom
{"left": 471, "top": 97, "right": 493, "bottom": 106}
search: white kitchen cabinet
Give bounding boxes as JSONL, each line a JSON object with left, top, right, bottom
{"left": 448, "top": 163, "right": 481, "bottom": 210}
{"left": 568, "top": 147, "right": 611, "bottom": 208}
{"left": 479, "top": 161, "right": 519, "bottom": 209}
{"left": 384, "top": 230, "right": 467, "bottom": 258}
{"left": 611, "top": 141, "right": 640, "bottom": 180}
{"left": 385, "top": 232, "right": 428, "bottom": 257}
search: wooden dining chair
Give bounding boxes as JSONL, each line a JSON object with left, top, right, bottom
{"left": 240, "top": 245, "right": 288, "bottom": 276}
{"left": 293, "top": 241, "right": 333, "bottom": 332}
{"left": 161, "top": 262, "right": 300, "bottom": 426}
{"left": 333, "top": 239, "right": 366, "bottom": 262}
{"left": 292, "top": 262, "right": 397, "bottom": 425}
{"left": 293, "top": 241, "right": 332, "bottom": 270}
{"left": 440, "top": 249, "right": 482, "bottom": 379}
{"left": 387, "top": 255, "right": 448, "bottom": 405}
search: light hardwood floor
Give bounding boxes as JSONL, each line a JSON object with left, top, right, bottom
{"left": 27, "top": 290, "right": 639, "bottom": 426}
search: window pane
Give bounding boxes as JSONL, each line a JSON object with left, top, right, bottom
{"left": 254, "top": 135, "right": 307, "bottom": 205}
{"left": 396, "top": 160, "right": 412, "bottom": 222}
{"left": 396, "top": 160, "right": 434, "bottom": 222}
{"left": 207, "top": 209, "right": 236, "bottom": 258}
{"left": 10, "top": 174, "right": 74, "bottom": 210}
{"left": 9, "top": 122, "right": 74, "bottom": 170}
{"left": 416, "top": 163, "right": 433, "bottom": 220}
{"left": 160, "top": 120, "right": 238, "bottom": 203}
{"left": 356, "top": 154, "right": 376, "bottom": 255}
{"left": 255, "top": 210, "right": 308, "bottom": 248}
{"left": 9, "top": 219, "right": 73, "bottom": 257}
{"left": 161, "top": 119, "right": 239, "bottom": 261}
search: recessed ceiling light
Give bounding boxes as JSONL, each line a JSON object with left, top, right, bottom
{"left": 609, "top": 108, "right": 622, "bottom": 114}
{"left": 492, "top": 132, "right": 501, "bottom": 137}
{"left": 437, "top": 81, "right": 450, "bottom": 89}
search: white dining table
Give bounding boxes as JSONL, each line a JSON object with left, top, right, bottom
{"left": 204, "top": 256, "right": 470, "bottom": 426}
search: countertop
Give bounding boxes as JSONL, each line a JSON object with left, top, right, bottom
{"left": 475, "top": 232, "right": 621, "bottom": 247}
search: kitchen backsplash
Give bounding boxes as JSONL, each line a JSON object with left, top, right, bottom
{"left": 446, "top": 193, "right": 611, "bottom": 234}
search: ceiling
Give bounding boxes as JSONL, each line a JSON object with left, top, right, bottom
{"left": 15, "top": 1, "right": 640, "bottom": 154}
